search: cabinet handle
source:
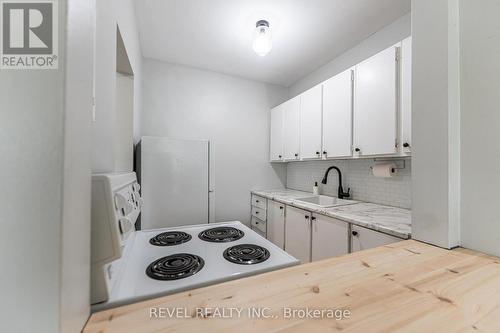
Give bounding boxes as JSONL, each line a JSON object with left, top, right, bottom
{"left": 278, "top": 155, "right": 282, "bottom": 158}
{"left": 294, "top": 153, "right": 298, "bottom": 157}
{"left": 279, "top": 206, "right": 283, "bottom": 210}
{"left": 403, "top": 142, "right": 410, "bottom": 148}
{"left": 256, "top": 200, "right": 259, "bottom": 203}
{"left": 316, "top": 151, "right": 320, "bottom": 155}
{"left": 354, "top": 148, "right": 360, "bottom": 152}
{"left": 304, "top": 215, "right": 309, "bottom": 219}
{"left": 311, "top": 216, "right": 316, "bottom": 221}
{"left": 323, "top": 151, "right": 327, "bottom": 155}
{"left": 351, "top": 231, "right": 358, "bottom": 236}
{"left": 255, "top": 211, "right": 259, "bottom": 214}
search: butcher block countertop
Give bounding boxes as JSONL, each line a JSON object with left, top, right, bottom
{"left": 84, "top": 240, "right": 500, "bottom": 333}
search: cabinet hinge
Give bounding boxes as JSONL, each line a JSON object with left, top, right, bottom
{"left": 350, "top": 70, "right": 354, "bottom": 82}
{"left": 395, "top": 47, "right": 400, "bottom": 62}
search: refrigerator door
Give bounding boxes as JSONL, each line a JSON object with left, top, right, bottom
{"left": 141, "top": 136, "right": 209, "bottom": 229}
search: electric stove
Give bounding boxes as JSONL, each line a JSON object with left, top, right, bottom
{"left": 90, "top": 174, "right": 298, "bottom": 312}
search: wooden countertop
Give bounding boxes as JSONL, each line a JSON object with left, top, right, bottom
{"left": 84, "top": 240, "right": 500, "bottom": 333}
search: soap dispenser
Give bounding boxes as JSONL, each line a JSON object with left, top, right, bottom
{"left": 313, "top": 182, "right": 319, "bottom": 195}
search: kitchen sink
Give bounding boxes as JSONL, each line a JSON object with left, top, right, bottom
{"left": 295, "top": 195, "right": 356, "bottom": 208}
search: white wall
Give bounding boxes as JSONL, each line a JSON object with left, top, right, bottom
{"left": 289, "top": 13, "right": 411, "bottom": 97}
{"left": 60, "top": 0, "right": 94, "bottom": 332}
{"left": 411, "top": 0, "right": 461, "bottom": 249}
{"left": 93, "top": 0, "right": 142, "bottom": 172}
{"left": 0, "top": 1, "right": 93, "bottom": 332}
{"left": 142, "top": 59, "right": 288, "bottom": 225}
{"left": 114, "top": 73, "right": 134, "bottom": 172}
{"left": 460, "top": 0, "right": 500, "bottom": 256}
{"left": 0, "top": 37, "right": 64, "bottom": 333}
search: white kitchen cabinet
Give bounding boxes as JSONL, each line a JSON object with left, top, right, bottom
{"left": 311, "top": 214, "right": 348, "bottom": 261}
{"left": 283, "top": 96, "right": 301, "bottom": 161}
{"left": 250, "top": 194, "right": 267, "bottom": 237}
{"left": 322, "top": 69, "right": 353, "bottom": 158}
{"left": 251, "top": 194, "right": 267, "bottom": 210}
{"left": 284, "top": 205, "right": 311, "bottom": 263}
{"left": 251, "top": 206, "right": 266, "bottom": 221}
{"left": 400, "top": 37, "right": 412, "bottom": 154}
{"left": 267, "top": 200, "right": 285, "bottom": 249}
{"left": 353, "top": 46, "right": 398, "bottom": 156}
{"left": 251, "top": 216, "right": 266, "bottom": 234}
{"left": 300, "top": 85, "right": 322, "bottom": 159}
{"left": 350, "top": 225, "right": 401, "bottom": 252}
{"left": 252, "top": 227, "right": 266, "bottom": 239}
{"left": 269, "top": 104, "right": 285, "bottom": 161}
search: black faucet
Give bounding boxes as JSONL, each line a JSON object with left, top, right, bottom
{"left": 321, "top": 166, "right": 351, "bottom": 199}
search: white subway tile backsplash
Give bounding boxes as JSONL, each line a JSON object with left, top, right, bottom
{"left": 286, "top": 158, "right": 411, "bottom": 209}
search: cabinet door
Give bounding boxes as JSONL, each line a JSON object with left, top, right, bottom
{"left": 284, "top": 206, "right": 311, "bottom": 263}
{"left": 400, "top": 37, "right": 412, "bottom": 153}
{"left": 351, "top": 225, "right": 401, "bottom": 252}
{"left": 269, "top": 104, "right": 284, "bottom": 161}
{"left": 322, "top": 69, "right": 353, "bottom": 158}
{"left": 267, "top": 200, "right": 285, "bottom": 249}
{"left": 283, "top": 97, "right": 301, "bottom": 161}
{"left": 300, "top": 85, "right": 322, "bottom": 159}
{"left": 354, "top": 46, "right": 397, "bottom": 156}
{"left": 311, "top": 215, "right": 348, "bottom": 261}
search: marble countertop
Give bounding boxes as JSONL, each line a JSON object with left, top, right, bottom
{"left": 251, "top": 189, "right": 411, "bottom": 239}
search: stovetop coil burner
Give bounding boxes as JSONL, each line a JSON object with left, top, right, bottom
{"left": 198, "top": 226, "right": 244, "bottom": 243}
{"left": 146, "top": 253, "right": 204, "bottom": 281}
{"left": 149, "top": 231, "right": 192, "bottom": 246}
{"left": 223, "top": 244, "right": 270, "bottom": 265}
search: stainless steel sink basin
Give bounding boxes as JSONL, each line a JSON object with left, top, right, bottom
{"left": 295, "top": 195, "right": 356, "bottom": 208}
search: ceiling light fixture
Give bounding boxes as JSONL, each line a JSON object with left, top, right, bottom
{"left": 252, "top": 20, "right": 272, "bottom": 57}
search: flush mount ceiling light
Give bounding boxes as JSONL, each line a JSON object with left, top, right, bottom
{"left": 252, "top": 20, "right": 272, "bottom": 57}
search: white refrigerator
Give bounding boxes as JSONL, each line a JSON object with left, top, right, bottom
{"left": 139, "top": 136, "right": 210, "bottom": 229}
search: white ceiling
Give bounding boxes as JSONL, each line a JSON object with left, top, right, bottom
{"left": 134, "top": 0, "right": 410, "bottom": 86}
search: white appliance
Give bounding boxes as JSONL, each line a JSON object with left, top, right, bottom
{"left": 139, "top": 136, "right": 210, "bottom": 229}
{"left": 91, "top": 172, "right": 299, "bottom": 311}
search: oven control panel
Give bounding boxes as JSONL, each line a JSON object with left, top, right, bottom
{"left": 91, "top": 172, "right": 141, "bottom": 265}
{"left": 90, "top": 172, "right": 142, "bottom": 304}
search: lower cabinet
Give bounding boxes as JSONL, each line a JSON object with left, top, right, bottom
{"left": 350, "top": 225, "right": 401, "bottom": 252}
{"left": 284, "top": 206, "right": 311, "bottom": 263}
{"left": 250, "top": 194, "right": 267, "bottom": 237}
{"left": 255, "top": 195, "right": 404, "bottom": 263}
{"left": 251, "top": 216, "right": 266, "bottom": 234}
{"left": 252, "top": 226, "right": 266, "bottom": 239}
{"left": 267, "top": 200, "right": 285, "bottom": 249}
{"left": 311, "top": 214, "right": 349, "bottom": 261}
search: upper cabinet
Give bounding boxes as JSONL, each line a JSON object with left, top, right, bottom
{"left": 269, "top": 104, "right": 284, "bottom": 161}
{"left": 353, "top": 46, "right": 398, "bottom": 156}
{"left": 283, "top": 96, "right": 301, "bottom": 161}
{"left": 300, "top": 85, "right": 323, "bottom": 159}
{"left": 269, "top": 37, "right": 411, "bottom": 162}
{"left": 400, "top": 37, "right": 412, "bottom": 154}
{"left": 322, "top": 68, "right": 353, "bottom": 158}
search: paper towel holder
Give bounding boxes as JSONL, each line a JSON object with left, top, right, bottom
{"left": 369, "top": 159, "right": 406, "bottom": 172}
